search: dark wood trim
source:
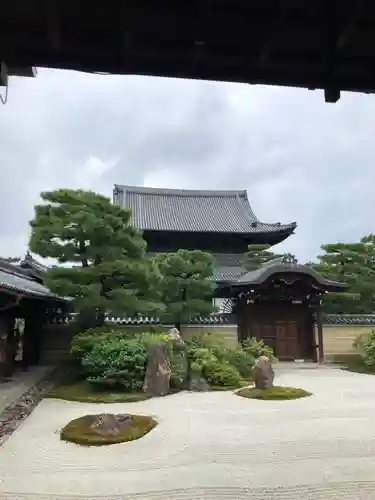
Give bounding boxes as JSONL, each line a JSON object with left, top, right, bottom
{"left": 316, "top": 304, "right": 325, "bottom": 364}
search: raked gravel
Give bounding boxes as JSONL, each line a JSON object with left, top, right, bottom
{"left": 1, "top": 366, "right": 375, "bottom": 499}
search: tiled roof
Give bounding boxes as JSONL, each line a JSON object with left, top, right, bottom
{"left": 0, "top": 265, "right": 65, "bottom": 300}
{"left": 20, "top": 252, "right": 48, "bottom": 273}
{"left": 114, "top": 185, "right": 297, "bottom": 235}
{"left": 48, "top": 312, "right": 375, "bottom": 327}
{"left": 212, "top": 253, "right": 246, "bottom": 282}
{"left": 235, "top": 256, "right": 346, "bottom": 291}
{"left": 324, "top": 314, "right": 375, "bottom": 325}
{"left": 49, "top": 312, "right": 237, "bottom": 326}
{"left": 213, "top": 267, "right": 246, "bottom": 282}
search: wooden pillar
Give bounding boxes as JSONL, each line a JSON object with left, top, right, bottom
{"left": 0, "top": 314, "right": 16, "bottom": 378}
{"left": 316, "top": 305, "right": 324, "bottom": 364}
{"left": 22, "top": 301, "right": 45, "bottom": 367}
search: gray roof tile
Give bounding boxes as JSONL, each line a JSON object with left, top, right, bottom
{"left": 0, "top": 267, "right": 64, "bottom": 300}
{"left": 323, "top": 314, "right": 375, "bottom": 325}
{"left": 235, "top": 256, "right": 347, "bottom": 291}
{"left": 53, "top": 312, "right": 236, "bottom": 326}
{"left": 114, "top": 185, "right": 297, "bottom": 235}
{"left": 212, "top": 253, "right": 246, "bottom": 281}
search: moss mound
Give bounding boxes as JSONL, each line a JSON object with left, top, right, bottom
{"left": 46, "top": 381, "right": 151, "bottom": 403}
{"left": 60, "top": 413, "right": 157, "bottom": 446}
{"left": 236, "top": 385, "right": 312, "bottom": 400}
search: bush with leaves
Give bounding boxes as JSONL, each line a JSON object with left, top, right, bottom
{"left": 353, "top": 329, "right": 375, "bottom": 366}
{"left": 188, "top": 346, "right": 244, "bottom": 388}
{"left": 82, "top": 338, "right": 148, "bottom": 391}
{"left": 169, "top": 350, "right": 188, "bottom": 390}
{"left": 80, "top": 332, "right": 171, "bottom": 391}
{"left": 70, "top": 325, "right": 165, "bottom": 362}
{"left": 225, "top": 347, "right": 254, "bottom": 379}
{"left": 185, "top": 332, "right": 277, "bottom": 388}
{"left": 242, "top": 337, "right": 276, "bottom": 361}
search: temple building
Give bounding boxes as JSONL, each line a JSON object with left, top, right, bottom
{"left": 0, "top": 254, "right": 69, "bottom": 378}
{"left": 113, "top": 185, "right": 347, "bottom": 362}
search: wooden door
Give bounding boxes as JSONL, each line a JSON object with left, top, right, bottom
{"left": 276, "top": 321, "right": 299, "bottom": 360}
{"left": 251, "top": 323, "right": 277, "bottom": 353}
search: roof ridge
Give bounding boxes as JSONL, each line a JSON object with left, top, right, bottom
{"left": 114, "top": 184, "right": 248, "bottom": 198}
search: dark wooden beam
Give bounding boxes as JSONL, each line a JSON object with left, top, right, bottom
{"left": 324, "top": 88, "right": 341, "bottom": 103}
{"left": 117, "top": 0, "right": 132, "bottom": 71}
{"left": 8, "top": 66, "right": 37, "bottom": 77}
{"left": 258, "top": 1, "right": 288, "bottom": 66}
{"left": 191, "top": 0, "right": 213, "bottom": 70}
{"left": 44, "top": 0, "right": 62, "bottom": 50}
{"left": 316, "top": 304, "right": 324, "bottom": 364}
{"left": 337, "top": 1, "right": 365, "bottom": 51}
{"left": 324, "top": 0, "right": 340, "bottom": 103}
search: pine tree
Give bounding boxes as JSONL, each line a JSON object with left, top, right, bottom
{"left": 244, "top": 244, "right": 283, "bottom": 271}
{"left": 29, "top": 188, "right": 164, "bottom": 327}
{"left": 312, "top": 238, "right": 375, "bottom": 314}
{"left": 153, "top": 249, "right": 216, "bottom": 329}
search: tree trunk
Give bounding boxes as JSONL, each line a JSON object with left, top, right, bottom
{"left": 96, "top": 310, "right": 106, "bottom": 327}
{"left": 77, "top": 309, "right": 97, "bottom": 331}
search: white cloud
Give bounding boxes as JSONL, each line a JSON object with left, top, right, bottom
{"left": 1, "top": 69, "right": 375, "bottom": 263}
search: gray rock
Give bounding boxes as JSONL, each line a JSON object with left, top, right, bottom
{"left": 143, "top": 341, "right": 171, "bottom": 397}
{"left": 252, "top": 356, "right": 274, "bottom": 390}
{"left": 89, "top": 413, "right": 132, "bottom": 436}
{"left": 189, "top": 375, "right": 209, "bottom": 392}
{"left": 168, "top": 327, "right": 185, "bottom": 351}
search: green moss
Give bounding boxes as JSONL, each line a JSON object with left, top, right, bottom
{"left": 60, "top": 414, "right": 157, "bottom": 446}
{"left": 339, "top": 361, "right": 375, "bottom": 375}
{"left": 46, "top": 381, "right": 151, "bottom": 403}
{"left": 236, "top": 385, "right": 312, "bottom": 400}
{"left": 210, "top": 379, "right": 251, "bottom": 391}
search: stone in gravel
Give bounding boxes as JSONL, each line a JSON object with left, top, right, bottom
{"left": 252, "top": 355, "right": 274, "bottom": 390}
{"left": 143, "top": 341, "right": 171, "bottom": 397}
{"left": 189, "top": 374, "right": 209, "bottom": 392}
{"left": 168, "top": 327, "right": 185, "bottom": 351}
{"left": 89, "top": 413, "right": 132, "bottom": 436}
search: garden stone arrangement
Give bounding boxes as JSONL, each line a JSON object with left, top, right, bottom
{"left": 252, "top": 355, "right": 275, "bottom": 389}
{"left": 2, "top": 365, "right": 375, "bottom": 499}
{"left": 60, "top": 412, "right": 157, "bottom": 446}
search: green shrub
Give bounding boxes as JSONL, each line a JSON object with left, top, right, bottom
{"left": 82, "top": 338, "right": 148, "bottom": 391}
{"left": 353, "top": 329, "right": 375, "bottom": 366}
{"left": 70, "top": 327, "right": 135, "bottom": 361}
{"left": 71, "top": 326, "right": 169, "bottom": 362}
{"left": 242, "top": 337, "right": 276, "bottom": 361}
{"left": 187, "top": 346, "right": 243, "bottom": 387}
{"left": 203, "top": 360, "right": 243, "bottom": 387}
{"left": 79, "top": 331, "right": 172, "bottom": 391}
{"left": 169, "top": 351, "right": 188, "bottom": 390}
{"left": 225, "top": 347, "right": 254, "bottom": 379}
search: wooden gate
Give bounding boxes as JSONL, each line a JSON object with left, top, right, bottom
{"left": 275, "top": 321, "right": 299, "bottom": 360}
{"left": 238, "top": 302, "right": 313, "bottom": 361}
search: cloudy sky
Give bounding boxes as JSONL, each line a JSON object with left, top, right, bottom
{"left": 0, "top": 68, "right": 374, "bottom": 262}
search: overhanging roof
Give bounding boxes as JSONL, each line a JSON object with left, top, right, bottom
{"left": 0, "top": 261, "right": 67, "bottom": 301}
{"left": 229, "top": 254, "right": 347, "bottom": 292}
{"left": 1, "top": 1, "right": 374, "bottom": 102}
{"left": 114, "top": 185, "right": 296, "bottom": 236}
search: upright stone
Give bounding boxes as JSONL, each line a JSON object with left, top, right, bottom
{"left": 168, "top": 327, "right": 189, "bottom": 389}
{"left": 143, "top": 341, "right": 171, "bottom": 397}
{"left": 168, "top": 327, "right": 185, "bottom": 350}
{"left": 252, "top": 355, "right": 274, "bottom": 390}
